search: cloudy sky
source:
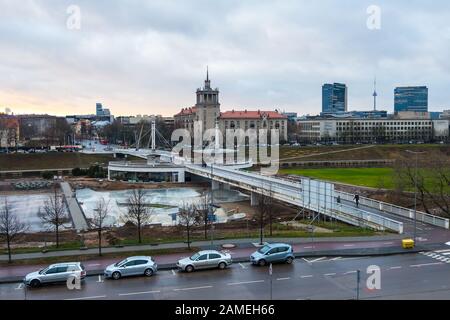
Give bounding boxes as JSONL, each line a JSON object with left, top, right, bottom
{"left": 1, "top": 0, "right": 450, "bottom": 117}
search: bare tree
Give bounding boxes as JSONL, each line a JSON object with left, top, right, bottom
{"left": 38, "top": 186, "right": 68, "bottom": 248}
{"left": 0, "top": 197, "right": 28, "bottom": 263}
{"left": 122, "top": 188, "right": 153, "bottom": 243}
{"left": 178, "top": 203, "right": 201, "bottom": 249}
{"left": 196, "top": 192, "right": 211, "bottom": 240}
{"left": 395, "top": 156, "right": 450, "bottom": 217}
{"left": 91, "top": 198, "right": 110, "bottom": 256}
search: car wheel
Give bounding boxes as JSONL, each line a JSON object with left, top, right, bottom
{"left": 144, "top": 268, "right": 154, "bottom": 277}
{"left": 30, "top": 279, "right": 41, "bottom": 288}
{"left": 286, "top": 257, "right": 294, "bottom": 264}
{"left": 258, "top": 259, "right": 267, "bottom": 267}
{"left": 185, "top": 265, "right": 194, "bottom": 273}
{"left": 112, "top": 271, "right": 121, "bottom": 280}
{"left": 218, "top": 262, "right": 226, "bottom": 270}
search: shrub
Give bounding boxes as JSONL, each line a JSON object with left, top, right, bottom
{"left": 42, "top": 171, "right": 55, "bottom": 180}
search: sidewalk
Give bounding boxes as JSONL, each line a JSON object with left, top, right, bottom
{"left": 0, "top": 235, "right": 404, "bottom": 262}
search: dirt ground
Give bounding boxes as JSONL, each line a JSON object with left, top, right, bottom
{"left": 67, "top": 177, "right": 209, "bottom": 191}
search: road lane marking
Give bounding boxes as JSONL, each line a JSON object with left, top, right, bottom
{"left": 410, "top": 262, "right": 443, "bottom": 268}
{"left": 300, "top": 275, "right": 313, "bottom": 278}
{"left": 343, "top": 244, "right": 355, "bottom": 247}
{"left": 344, "top": 271, "right": 357, "bottom": 274}
{"left": 276, "top": 277, "right": 290, "bottom": 281}
{"left": 389, "top": 266, "right": 402, "bottom": 270}
{"left": 324, "top": 273, "right": 336, "bottom": 276}
{"left": 331, "top": 257, "right": 342, "bottom": 261}
{"left": 303, "top": 246, "right": 314, "bottom": 249}
{"left": 171, "top": 269, "right": 176, "bottom": 276}
{"left": 174, "top": 286, "right": 213, "bottom": 291}
{"left": 97, "top": 275, "right": 104, "bottom": 283}
{"left": 383, "top": 242, "right": 394, "bottom": 245}
{"left": 239, "top": 263, "right": 247, "bottom": 269}
{"left": 88, "top": 263, "right": 101, "bottom": 267}
{"left": 227, "top": 280, "right": 265, "bottom": 286}
{"left": 15, "top": 284, "right": 24, "bottom": 290}
{"left": 435, "top": 249, "right": 450, "bottom": 253}
{"left": 65, "top": 295, "right": 106, "bottom": 300}
{"left": 308, "top": 257, "right": 326, "bottom": 263}
{"left": 119, "top": 290, "right": 161, "bottom": 296}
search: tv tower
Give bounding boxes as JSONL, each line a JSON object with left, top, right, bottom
{"left": 373, "top": 77, "right": 378, "bottom": 111}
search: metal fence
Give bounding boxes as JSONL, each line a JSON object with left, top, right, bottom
{"left": 336, "top": 190, "right": 449, "bottom": 230}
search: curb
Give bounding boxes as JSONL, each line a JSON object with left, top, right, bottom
{"left": 0, "top": 247, "right": 428, "bottom": 285}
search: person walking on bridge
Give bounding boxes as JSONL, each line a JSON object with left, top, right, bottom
{"left": 353, "top": 194, "right": 360, "bottom": 208}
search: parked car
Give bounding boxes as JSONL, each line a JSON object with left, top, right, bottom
{"left": 250, "top": 243, "right": 295, "bottom": 266}
{"left": 24, "top": 262, "right": 86, "bottom": 288}
{"left": 104, "top": 256, "right": 157, "bottom": 280}
{"left": 177, "top": 250, "right": 232, "bottom": 272}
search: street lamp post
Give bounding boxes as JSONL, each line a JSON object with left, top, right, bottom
{"left": 406, "top": 150, "right": 426, "bottom": 244}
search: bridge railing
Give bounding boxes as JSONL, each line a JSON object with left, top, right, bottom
{"left": 336, "top": 190, "right": 449, "bottom": 230}
{"left": 186, "top": 164, "right": 404, "bottom": 233}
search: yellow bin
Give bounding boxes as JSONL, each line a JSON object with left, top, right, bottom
{"left": 402, "top": 239, "right": 415, "bottom": 249}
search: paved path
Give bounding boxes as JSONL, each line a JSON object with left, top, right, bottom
{"left": 60, "top": 182, "right": 88, "bottom": 232}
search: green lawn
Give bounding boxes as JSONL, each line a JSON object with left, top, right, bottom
{"left": 280, "top": 168, "right": 396, "bottom": 189}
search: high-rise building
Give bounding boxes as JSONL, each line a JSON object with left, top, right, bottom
{"left": 394, "top": 86, "right": 428, "bottom": 112}
{"left": 322, "top": 83, "right": 348, "bottom": 114}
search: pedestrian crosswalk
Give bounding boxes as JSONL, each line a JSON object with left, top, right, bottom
{"left": 420, "top": 249, "right": 450, "bottom": 263}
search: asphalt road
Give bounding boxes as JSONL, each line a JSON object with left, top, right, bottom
{"left": 2, "top": 250, "right": 450, "bottom": 300}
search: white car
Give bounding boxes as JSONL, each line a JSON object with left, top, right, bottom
{"left": 176, "top": 250, "right": 232, "bottom": 272}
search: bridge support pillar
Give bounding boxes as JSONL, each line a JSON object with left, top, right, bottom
{"left": 220, "top": 183, "right": 230, "bottom": 191}
{"left": 250, "top": 192, "right": 260, "bottom": 207}
{"left": 177, "top": 170, "right": 185, "bottom": 183}
{"left": 212, "top": 180, "right": 220, "bottom": 191}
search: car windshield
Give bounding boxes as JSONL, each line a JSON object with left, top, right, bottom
{"left": 190, "top": 253, "right": 201, "bottom": 260}
{"left": 258, "top": 245, "right": 271, "bottom": 254}
{"left": 115, "top": 259, "right": 128, "bottom": 267}
{"left": 38, "top": 268, "right": 48, "bottom": 275}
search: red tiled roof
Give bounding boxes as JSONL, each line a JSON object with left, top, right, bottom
{"left": 175, "top": 107, "right": 197, "bottom": 116}
{"left": 219, "top": 110, "right": 287, "bottom": 120}
{"left": 0, "top": 115, "right": 19, "bottom": 128}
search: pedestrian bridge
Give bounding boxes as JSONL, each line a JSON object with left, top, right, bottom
{"left": 84, "top": 147, "right": 450, "bottom": 234}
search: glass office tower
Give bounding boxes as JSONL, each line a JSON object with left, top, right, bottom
{"left": 394, "top": 86, "right": 428, "bottom": 112}
{"left": 322, "top": 83, "right": 348, "bottom": 113}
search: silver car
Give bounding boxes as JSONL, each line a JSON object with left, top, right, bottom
{"left": 24, "top": 262, "right": 86, "bottom": 288}
{"left": 104, "top": 256, "right": 157, "bottom": 280}
{"left": 177, "top": 250, "right": 232, "bottom": 272}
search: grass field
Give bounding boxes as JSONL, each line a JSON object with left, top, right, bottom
{"left": 279, "top": 144, "right": 450, "bottom": 162}
{"left": 279, "top": 167, "right": 396, "bottom": 189}
{"left": 280, "top": 167, "right": 450, "bottom": 192}
{"left": 0, "top": 153, "right": 118, "bottom": 171}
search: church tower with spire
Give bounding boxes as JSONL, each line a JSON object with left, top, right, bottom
{"left": 195, "top": 67, "right": 221, "bottom": 132}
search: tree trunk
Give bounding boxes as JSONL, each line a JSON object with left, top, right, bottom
{"left": 269, "top": 214, "right": 273, "bottom": 237}
{"left": 56, "top": 225, "right": 59, "bottom": 248}
{"left": 98, "top": 229, "right": 102, "bottom": 256}
{"left": 259, "top": 214, "right": 264, "bottom": 245}
{"left": 187, "top": 225, "right": 191, "bottom": 249}
{"left": 6, "top": 234, "right": 12, "bottom": 264}
{"left": 204, "top": 215, "right": 208, "bottom": 240}
{"left": 138, "top": 222, "right": 142, "bottom": 244}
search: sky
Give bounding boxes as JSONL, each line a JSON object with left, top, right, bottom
{"left": 1, "top": 0, "right": 450, "bottom": 117}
